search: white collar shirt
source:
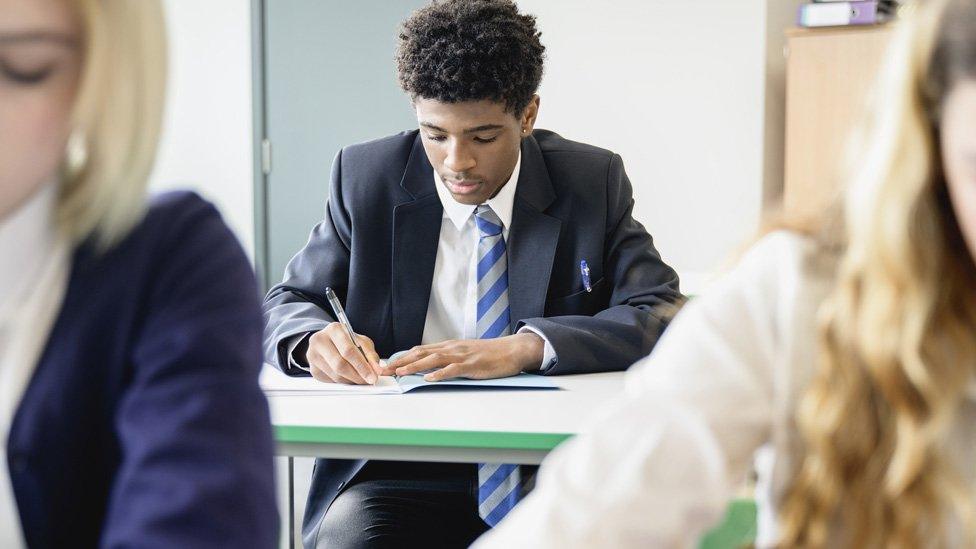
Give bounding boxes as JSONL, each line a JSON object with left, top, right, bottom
{"left": 425, "top": 151, "right": 555, "bottom": 370}
{"left": 0, "top": 183, "right": 70, "bottom": 547}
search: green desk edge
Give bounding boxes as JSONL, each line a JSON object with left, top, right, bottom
{"left": 700, "top": 499, "right": 757, "bottom": 549}
{"left": 275, "top": 425, "right": 572, "bottom": 450}
{"left": 278, "top": 425, "right": 757, "bottom": 547}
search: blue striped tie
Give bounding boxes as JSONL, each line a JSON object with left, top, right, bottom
{"left": 474, "top": 205, "right": 521, "bottom": 526}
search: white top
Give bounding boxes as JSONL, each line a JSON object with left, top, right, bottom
{"left": 474, "top": 231, "right": 976, "bottom": 548}
{"left": 290, "top": 150, "right": 556, "bottom": 371}
{"left": 267, "top": 371, "right": 624, "bottom": 435}
{"left": 0, "top": 184, "right": 70, "bottom": 548}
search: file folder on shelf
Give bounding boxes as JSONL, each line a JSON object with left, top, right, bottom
{"left": 797, "top": 1, "right": 893, "bottom": 27}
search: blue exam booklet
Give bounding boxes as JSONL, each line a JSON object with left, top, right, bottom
{"left": 394, "top": 372, "right": 558, "bottom": 393}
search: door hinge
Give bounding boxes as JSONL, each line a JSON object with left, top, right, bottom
{"left": 261, "top": 138, "right": 272, "bottom": 175}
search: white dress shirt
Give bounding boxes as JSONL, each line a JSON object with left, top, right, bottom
{"left": 474, "top": 231, "right": 976, "bottom": 547}
{"left": 0, "top": 183, "right": 70, "bottom": 548}
{"left": 291, "top": 151, "right": 556, "bottom": 371}
{"left": 425, "top": 151, "right": 556, "bottom": 370}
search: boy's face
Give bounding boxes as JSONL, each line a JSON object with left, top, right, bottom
{"left": 415, "top": 95, "right": 539, "bottom": 206}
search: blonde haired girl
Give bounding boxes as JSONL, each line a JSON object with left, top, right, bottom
{"left": 475, "top": 0, "right": 976, "bottom": 546}
{"left": 0, "top": 1, "right": 276, "bottom": 546}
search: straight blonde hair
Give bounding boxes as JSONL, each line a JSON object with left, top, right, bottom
{"left": 778, "top": 0, "right": 976, "bottom": 546}
{"left": 58, "top": 0, "right": 168, "bottom": 250}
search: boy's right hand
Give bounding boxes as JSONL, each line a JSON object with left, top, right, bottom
{"left": 306, "top": 322, "right": 382, "bottom": 384}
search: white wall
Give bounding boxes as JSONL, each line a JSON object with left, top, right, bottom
{"left": 520, "top": 0, "right": 797, "bottom": 290}
{"left": 150, "top": 0, "right": 255, "bottom": 258}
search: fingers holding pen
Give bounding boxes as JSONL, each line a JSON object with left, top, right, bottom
{"left": 306, "top": 324, "right": 376, "bottom": 385}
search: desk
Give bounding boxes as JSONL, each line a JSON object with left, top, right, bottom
{"left": 269, "top": 371, "right": 624, "bottom": 463}
{"left": 268, "top": 371, "right": 623, "bottom": 547}
{"left": 268, "top": 371, "right": 756, "bottom": 548}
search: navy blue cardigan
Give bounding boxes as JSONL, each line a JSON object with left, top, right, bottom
{"left": 7, "top": 192, "right": 277, "bottom": 548}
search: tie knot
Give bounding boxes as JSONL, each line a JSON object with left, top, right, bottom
{"left": 475, "top": 205, "right": 503, "bottom": 237}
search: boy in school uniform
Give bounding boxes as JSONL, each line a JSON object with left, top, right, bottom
{"left": 263, "top": 1, "right": 683, "bottom": 546}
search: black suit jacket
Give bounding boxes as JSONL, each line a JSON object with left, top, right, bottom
{"left": 262, "top": 129, "right": 682, "bottom": 543}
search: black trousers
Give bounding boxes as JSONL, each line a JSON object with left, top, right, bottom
{"left": 309, "top": 460, "right": 491, "bottom": 548}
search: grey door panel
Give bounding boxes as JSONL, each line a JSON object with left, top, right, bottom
{"left": 262, "top": 1, "right": 426, "bottom": 285}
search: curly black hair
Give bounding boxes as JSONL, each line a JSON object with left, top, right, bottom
{"left": 395, "top": 0, "right": 546, "bottom": 114}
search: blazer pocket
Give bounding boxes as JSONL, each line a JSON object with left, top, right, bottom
{"left": 544, "top": 277, "right": 609, "bottom": 317}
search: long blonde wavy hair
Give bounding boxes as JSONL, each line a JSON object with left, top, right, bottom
{"left": 778, "top": 0, "right": 976, "bottom": 546}
{"left": 59, "top": 0, "right": 167, "bottom": 250}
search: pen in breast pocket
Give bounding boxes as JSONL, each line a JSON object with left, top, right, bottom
{"left": 580, "top": 260, "right": 592, "bottom": 293}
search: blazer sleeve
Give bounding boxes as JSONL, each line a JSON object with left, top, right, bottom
{"left": 520, "top": 154, "right": 684, "bottom": 375}
{"left": 100, "top": 197, "right": 277, "bottom": 548}
{"left": 473, "top": 234, "right": 807, "bottom": 549}
{"left": 262, "top": 150, "right": 349, "bottom": 373}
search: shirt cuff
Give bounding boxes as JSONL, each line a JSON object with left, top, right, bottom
{"left": 517, "top": 326, "right": 557, "bottom": 373}
{"left": 285, "top": 332, "right": 312, "bottom": 374}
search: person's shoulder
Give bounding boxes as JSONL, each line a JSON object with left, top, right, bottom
{"left": 636, "top": 230, "right": 830, "bottom": 375}
{"left": 143, "top": 190, "right": 227, "bottom": 242}
{"left": 71, "top": 189, "right": 253, "bottom": 304}
{"left": 695, "top": 230, "right": 835, "bottom": 331}
{"left": 146, "top": 189, "right": 217, "bottom": 221}
{"left": 105, "top": 190, "right": 243, "bottom": 269}
{"left": 72, "top": 190, "right": 223, "bottom": 263}
{"left": 533, "top": 129, "right": 615, "bottom": 159}
{"left": 531, "top": 130, "right": 621, "bottom": 194}
{"left": 742, "top": 230, "right": 824, "bottom": 277}
{"left": 341, "top": 130, "right": 418, "bottom": 165}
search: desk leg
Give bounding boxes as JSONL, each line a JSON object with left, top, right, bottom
{"left": 288, "top": 456, "right": 296, "bottom": 549}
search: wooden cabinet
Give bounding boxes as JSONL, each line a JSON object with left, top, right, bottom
{"left": 783, "top": 25, "right": 896, "bottom": 216}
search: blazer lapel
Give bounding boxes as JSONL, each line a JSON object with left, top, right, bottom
{"left": 392, "top": 134, "right": 442, "bottom": 351}
{"left": 508, "top": 135, "right": 561, "bottom": 326}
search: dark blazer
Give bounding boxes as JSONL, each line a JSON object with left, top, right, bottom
{"left": 262, "top": 129, "right": 682, "bottom": 544}
{"left": 9, "top": 192, "right": 277, "bottom": 548}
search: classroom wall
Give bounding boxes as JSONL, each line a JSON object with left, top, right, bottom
{"left": 519, "top": 0, "right": 800, "bottom": 289}
{"left": 149, "top": 0, "right": 255, "bottom": 258}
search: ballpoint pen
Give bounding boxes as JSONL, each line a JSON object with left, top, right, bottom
{"left": 324, "top": 287, "right": 372, "bottom": 371}
{"left": 580, "top": 260, "right": 593, "bottom": 293}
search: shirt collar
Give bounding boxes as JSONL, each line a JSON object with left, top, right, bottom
{"left": 0, "top": 182, "right": 59, "bottom": 318}
{"left": 433, "top": 150, "right": 521, "bottom": 231}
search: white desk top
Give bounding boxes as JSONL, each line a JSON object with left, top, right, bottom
{"left": 268, "top": 371, "right": 625, "bottom": 463}
{"left": 268, "top": 371, "right": 623, "bottom": 433}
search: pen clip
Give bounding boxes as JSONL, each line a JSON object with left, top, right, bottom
{"left": 580, "top": 260, "right": 592, "bottom": 293}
